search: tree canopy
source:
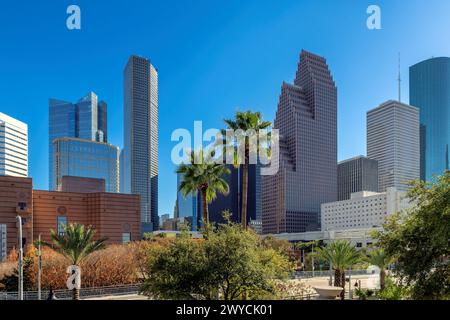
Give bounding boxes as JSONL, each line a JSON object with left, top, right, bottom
{"left": 376, "top": 171, "right": 450, "bottom": 300}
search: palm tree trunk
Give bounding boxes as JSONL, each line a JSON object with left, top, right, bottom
{"left": 241, "top": 163, "right": 249, "bottom": 230}
{"left": 73, "top": 288, "right": 80, "bottom": 300}
{"left": 334, "top": 269, "right": 341, "bottom": 287}
{"left": 340, "top": 271, "right": 346, "bottom": 300}
{"left": 380, "top": 270, "right": 386, "bottom": 291}
{"left": 201, "top": 189, "right": 209, "bottom": 225}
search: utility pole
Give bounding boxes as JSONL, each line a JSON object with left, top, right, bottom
{"left": 38, "top": 234, "right": 42, "bottom": 300}
{"left": 311, "top": 242, "right": 315, "bottom": 277}
{"left": 16, "top": 216, "right": 23, "bottom": 300}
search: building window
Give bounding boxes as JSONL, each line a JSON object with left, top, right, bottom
{"left": 122, "top": 233, "right": 131, "bottom": 244}
{"left": 18, "top": 202, "right": 27, "bottom": 211}
{"left": 356, "top": 242, "right": 363, "bottom": 248}
{"left": 57, "top": 216, "right": 68, "bottom": 236}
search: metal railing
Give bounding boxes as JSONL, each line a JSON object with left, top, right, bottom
{"left": 290, "top": 269, "right": 368, "bottom": 279}
{"left": 0, "top": 284, "right": 141, "bottom": 300}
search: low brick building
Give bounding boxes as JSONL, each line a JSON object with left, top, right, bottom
{"left": 0, "top": 176, "right": 140, "bottom": 260}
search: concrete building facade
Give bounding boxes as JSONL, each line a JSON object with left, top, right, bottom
{"left": 0, "top": 112, "right": 28, "bottom": 177}
{"left": 321, "top": 187, "right": 412, "bottom": 231}
{"left": 367, "top": 101, "right": 420, "bottom": 192}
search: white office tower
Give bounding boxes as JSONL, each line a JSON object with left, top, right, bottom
{"left": 0, "top": 112, "right": 28, "bottom": 177}
{"left": 367, "top": 100, "right": 420, "bottom": 192}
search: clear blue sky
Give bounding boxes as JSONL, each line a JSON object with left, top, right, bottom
{"left": 1, "top": 0, "right": 449, "bottom": 217}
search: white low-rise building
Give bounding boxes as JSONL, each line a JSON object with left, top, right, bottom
{"left": 321, "top": 187, "right": 412, "bottom": 231}
{"left": 0, "top": 112, "right": 28, "bottom": 177}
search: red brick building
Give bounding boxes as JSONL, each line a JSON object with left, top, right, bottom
{"left": 0, "top": 176, "right": 140, "bottom": 260}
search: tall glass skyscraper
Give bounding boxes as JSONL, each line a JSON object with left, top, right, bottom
{"left": 53, "top": 138, "right": 119, "bottom": 193}
{"left": 122, "top": 56, "right": 159, "bottom": 232}
{"left": 410, "top": 57, "right": 450, "bottom": 181}
{"left": 262, "top": 50, "right": 337, "bottom": 234}
{"left": 49, "top": 92, "right": 113, "bottom": 190}
{"left": 176, "top": 172, "right": 198, "bottom": 231}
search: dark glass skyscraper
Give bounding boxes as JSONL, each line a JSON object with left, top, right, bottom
{"left": 122, "top": 56, "right": 159, "bottom": 233}
{"left": 410, "top": 57, "right": 450, "bottom": 181}
{"left": 262, "top": 50, "right": 337, "bottom": 234}
{"left": 208, "top": 164, "right": 261, "bottom": 226}
{"left": 49, "top": 92, "right": 109, "bottom": 190}
{"left": 176, "top": 172, "right": 198, "bottom": 231}
{"left": 337, "top": 156, "right": 378, "bottom": 201}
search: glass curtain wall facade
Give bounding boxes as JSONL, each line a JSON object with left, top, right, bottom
{"left": 337, "top": 156, "right": 378, "bottom": 201}
{"left": 410, "top": 57, "right": 450, "bottom": 181}
{"left": 49, "top": 92, "right": 111, "bottom": 190}
{"left": 53, "top": 138, "right": 119, "bottom": 193}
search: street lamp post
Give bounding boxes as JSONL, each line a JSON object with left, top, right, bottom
{"left": 38, "top": 233, "right": 42, "bottom": 300}
{"left": 311, "top": 242, "right": 315, "bottom": 277}
{"left": 16, "top": 216, "right": 23, "bottom": 300}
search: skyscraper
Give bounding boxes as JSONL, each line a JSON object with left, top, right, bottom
{"left": 123, "top": 55, "right": 159, "bottom": 233}
{"left": 338, "top": 156, "right": 378, "bottom": 201}
{"left": 176, "top": 172, "right": 199, "bottom": 231}
{"left": 208, "top": 164, "right": 261, "bottom": 226}
{"left": 49, "top": 92, "right": 109, "bottom": 189}
{"left": 367, "top": 100, "right": 420, "bottom": 192}
{"left": 53, "top": 138, "right": 119, "bottom": 193}
{"left": 0, "top": 112, "right": 28, "bottom": 177}
{"left": 410, "top": 57, "right": 450, "bottom": 181}
{"left": 262, "top": 50, "right": 338, "bottom": 234}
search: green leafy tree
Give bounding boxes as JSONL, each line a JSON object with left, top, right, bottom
{"left": 376, "top": 171, "right": 450, "bottom": 300}
{"left": 376, "top": 277, "right": 410, "bottom": 300}
{"left": 39, "top": 223, "right": 107, "bottom": 300}
{"left": 222, "top": 111, "right": 271, "bottom": 229}
{"left": 140, "top": 220, "right": 293, "bottom": 300}
{"left": 314, "top": 240, "right": 362, "bottom": 299}
{"left": 177, "top": 150, "right": 230, "bottom": 225}
{"left": 0, "top": 257, "right": 34, "bottom": 292}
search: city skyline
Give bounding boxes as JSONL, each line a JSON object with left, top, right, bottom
{"left": 1, "top": 1, "right": 450, "bottom": 217}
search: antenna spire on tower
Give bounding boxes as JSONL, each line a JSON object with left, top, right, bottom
{"left": 398, "top": 53, "right": 402, "bottom": 102}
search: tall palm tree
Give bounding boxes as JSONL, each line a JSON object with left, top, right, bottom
{"left": 222, "top": 111, "right": 271, "bottom": 229}
{"left": 314, "top": 240, "right": 362, "bottom": 300}
{"left": 177, "top": 150, "right": 230, "bottom": 226}
{"left": 367, "top": 248, "right": 390, "bottom": 291}
{"left": 40, "top": 223, "right": 107, "bottom": 300}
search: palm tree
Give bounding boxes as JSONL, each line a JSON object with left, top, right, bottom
{"left": 222, "top": 111, "right": 271, "bottom": 229}
{"left": 314, "top": 240, "right": 362, "bottom": 300}
{"left": 177, "top": 150, "right": 230, "bottom": 226}
{"left": 367, "top": 248, "right": 390, "bottom": 291}
{"left": 40, "top": 223, "right": 107, "bottom": 300}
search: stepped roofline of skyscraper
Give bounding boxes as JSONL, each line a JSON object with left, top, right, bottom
{"left": 49, "top": 92, "right": 104, "bottom": 105}
{"left": 410, "top": 56, "right": 450, "bottom": 69}
{"left": 77, "top": 91, "right": 98, "bottom": 103}
{"left": 0, "top": 112, "right": 27, "bottom": 130}
{"left": 338, "top": 155, "right": 372, "bottom": 165}
{"left": 368, "top": 100, "right": 420, "bottom": 114}
{"left": 52, "top": 136, "right": 118, "bottom": 149}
